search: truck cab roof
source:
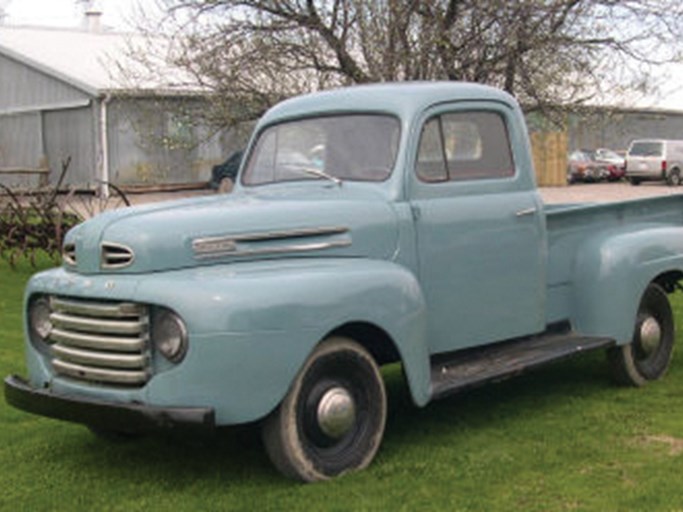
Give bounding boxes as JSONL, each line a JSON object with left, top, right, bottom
{"left": 259, "top": 82, "right": 519, "bottom": 126}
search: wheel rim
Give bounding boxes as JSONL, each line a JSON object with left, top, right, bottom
{"left": 316, "top": 386, "right": 356, "bottom": 439}
{"left": 302, "top": 378, "right": 362, "bottom": 451}
{"left": 637, "top": 316, "right": 662, "bottom": 357}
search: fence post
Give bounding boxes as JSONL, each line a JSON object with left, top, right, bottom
{"left": 530, "top": 131, "right": 568, "bottom": 187}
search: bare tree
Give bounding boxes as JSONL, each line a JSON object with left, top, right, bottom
{"left": 132, "top": 0, "right": 683, "bottom": 126}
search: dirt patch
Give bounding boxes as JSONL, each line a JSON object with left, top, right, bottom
{"left": 639, "top": 435, "right": 683, "bottom": 456}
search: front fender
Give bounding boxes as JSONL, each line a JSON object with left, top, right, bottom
{"left": 141, "top": 258, "right": 430, "bottom": 421}
{"left": 572, "top": 225, "right": 683, "bottom": 343}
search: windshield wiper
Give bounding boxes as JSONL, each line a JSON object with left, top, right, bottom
{"left": 282, "top": 163, "right": 342, "bottom": 187}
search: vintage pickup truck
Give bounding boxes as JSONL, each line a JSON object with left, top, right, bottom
{"left": 5, "top": 82, "right": 683, "bottom": 482}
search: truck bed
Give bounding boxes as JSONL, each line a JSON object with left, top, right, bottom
{"left": 544, "top": 194, "right": 683, "bottom": 325}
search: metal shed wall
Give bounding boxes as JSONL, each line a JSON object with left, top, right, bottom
{"left": 0, "top": 53, "right": 90, "bottom": 114}
{"left": 568, "top": 110, "right": 683, "bottom": 151}
{"left": 44, "top": 106, "right": 96, "bottom": 185}
{"left": 0, "top": 51, "right": 94, "bottom": 187}
{"left": 106, "top": 97, "right": 244, "bottom": 186}
{"left": 0, "top": 112, "right": 43, "bottom": 187}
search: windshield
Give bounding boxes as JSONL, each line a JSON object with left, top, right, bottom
{"left": 595, "top": 149, "right": 622, "bottom": 160}
{"left": 242, "top": 114, "right": 401, "bottom": 186}
{"left": 629, "top": 141, "right": 663, "bottom": 157}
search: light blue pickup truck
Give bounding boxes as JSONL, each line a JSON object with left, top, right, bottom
{"left": 6, "top": 82, "right": 683, "bottom": 481}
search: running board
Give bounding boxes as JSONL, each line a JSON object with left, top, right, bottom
{"left": 430, "top": 332, "right": 615, "bottom": 400}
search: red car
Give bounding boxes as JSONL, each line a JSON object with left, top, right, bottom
{"left": 593, "top": 148, "right": 626, "bottom": 181}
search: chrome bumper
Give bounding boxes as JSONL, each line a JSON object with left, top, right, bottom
{"left": 4, "top": 375, "right": 215, "bottom": 434}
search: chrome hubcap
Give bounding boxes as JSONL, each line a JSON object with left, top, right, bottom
{"left": 639, "top": 316, "right": 662, "bottom": 355}
{"left": 316, "top": 387, "right": 356, "bottom": 439}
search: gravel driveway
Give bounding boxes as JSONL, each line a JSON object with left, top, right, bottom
{"left": 540, "top": 181, "right": 683, "bottom": 204}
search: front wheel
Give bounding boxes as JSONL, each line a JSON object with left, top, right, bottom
{"left": 608, "top": 283, "right": 675, "bottom": 386}
{"left": 262, "top": 337, "right": 387, "bottom": 482}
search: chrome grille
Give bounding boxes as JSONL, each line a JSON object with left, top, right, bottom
{"left": 48, "top": 296, "right": 150, "bottom": 386}
{"left": 62, "top": 243, "right": 76, "bottom": 266}
{"left": 101, "top": 242, "right": 135, "bottom": 269}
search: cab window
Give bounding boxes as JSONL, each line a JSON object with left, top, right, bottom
{"left": 416, "top": 111, "right": 514, "bottom": 182}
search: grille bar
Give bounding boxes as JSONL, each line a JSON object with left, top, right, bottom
{"left": 50, "top": 328, "right": 146, "bottom": 352}
{"left": 51, "top": 297, "right": 143, "bottom": 318}
{"left": 50, "top": 312, "right": 146, "bottom": 335}
{"left": 53, "top": 360, "right": 149, "bottom": 385}
{"left": 62, "top": 244, "right": 76, "bottom": 266}
{"left": 52, "top": 345, "right": 147, "bottom": 369}
{"left": 101, "top": 243, "right": 135, "bottom": 269}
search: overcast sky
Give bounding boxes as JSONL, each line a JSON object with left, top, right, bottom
{"left": 1, "top": 0, "right": 142, "bottom": 30}
{"left": 1, "top": 0, "right": 682, "bottom": 110}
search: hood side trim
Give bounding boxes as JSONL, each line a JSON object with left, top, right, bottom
{"left": 192, "top": 226, "right": 351, "bottom": 260}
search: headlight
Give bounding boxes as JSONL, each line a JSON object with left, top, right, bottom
{"left": 28, "top": 296, "right": 52, "bottom": 344}
{"left": 152, "top": 309, "right": 188, "bottom": 363}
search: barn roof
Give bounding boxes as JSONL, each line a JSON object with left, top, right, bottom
{"left": 0, "top": 25, "right": 202, "bottom": 96}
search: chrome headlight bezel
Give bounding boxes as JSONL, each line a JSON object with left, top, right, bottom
{"left": 27, "top": 295, "right": 53, "bottom": 353}
{"left": 151, "top": 308, "right": 189, "bottom": 364}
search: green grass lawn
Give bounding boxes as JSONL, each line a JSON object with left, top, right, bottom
{"left": 2, "top": 261, "right": 683, "bottom": 511}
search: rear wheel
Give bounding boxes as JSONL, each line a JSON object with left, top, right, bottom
{"left": 628, "top": 177, "right": 642, "bottom": 186}
{"left": 262, "top": 337, "right": 387, "bottom": 481}
{"left": 608, "top": 283, "right": 674, "bottom": 386}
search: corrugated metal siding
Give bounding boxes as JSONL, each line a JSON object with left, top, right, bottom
{"left": 107, "top": 97, "right": 244, "bottom": 186}
{"left": 567, "top": 110, "right": 683, "bottom": 151}
{"left": 43, "top": 106, "right": 96, "bottom": 185}
{"left": 0, "top": 53, "right": 91, "bottom": 114}
{"left": 0, "top": 111, "right": 43, "bottom": 187}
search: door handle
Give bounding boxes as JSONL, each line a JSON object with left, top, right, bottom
{"left": 515, "top": 207, "right": 537, "bottom": 217}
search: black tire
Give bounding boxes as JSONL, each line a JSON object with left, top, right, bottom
{"left": 629, "top": 177, "right": 642, "bottom": 186}
{"left": 262, "top": 337, "right": 387, "bottom": 482}
{"left": 667, "top": 168, "right": 682, "bottom": 187}
{"left": 608, "top": 283, "right": 675, "bottom": 386}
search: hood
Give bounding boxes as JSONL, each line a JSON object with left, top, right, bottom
{"left": 64, "top": 189, "right": 399, "bottom": 274}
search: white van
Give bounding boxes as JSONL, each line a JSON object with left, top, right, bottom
{"left": 625, "top": 139, "right": 683, "bottom": 186}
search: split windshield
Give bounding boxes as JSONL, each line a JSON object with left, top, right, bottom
{"left": 242, "top": 114, "right": 401, "bottom": 185}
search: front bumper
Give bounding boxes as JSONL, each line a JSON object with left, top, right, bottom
{"left": 4, "top": 375, "right": 215, "bottom": 434}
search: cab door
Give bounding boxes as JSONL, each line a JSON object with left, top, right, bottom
{"left": 408, "top": 102, "right": 546, "bottom": 355}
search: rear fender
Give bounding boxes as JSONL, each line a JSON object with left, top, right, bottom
{"left": 571, "top": 226, "right": 683, "bottom": 343}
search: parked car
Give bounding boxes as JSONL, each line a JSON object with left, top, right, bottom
{"left": 567, "top": 149, "right": 608, "bottom": 183}
{"left": 593, "top": 148, "right": 626, "bottom": 181}
{"left": 209, "top": 150, "right": 244, "bottom": 193}
{"left": 625, "top": 139, "right": 683, "bottom": 186}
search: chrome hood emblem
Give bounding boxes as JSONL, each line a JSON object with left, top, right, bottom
{"left": 192, "top": 226, "right": 351, "bottom": 260}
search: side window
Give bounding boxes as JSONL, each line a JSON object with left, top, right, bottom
{"left": 416, "top": 118, "right": 448, "bottom": 182}
{"left": 416, "top": 111, "right": 515, "bottom": 182}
